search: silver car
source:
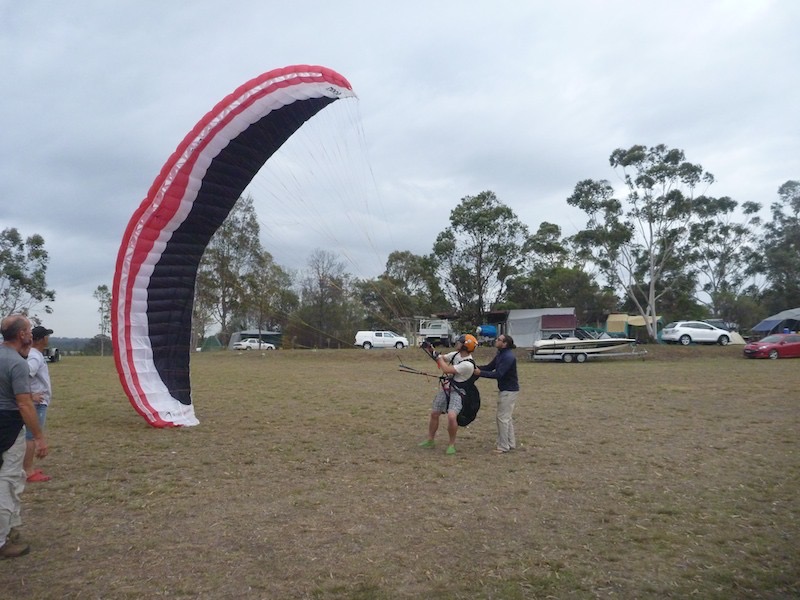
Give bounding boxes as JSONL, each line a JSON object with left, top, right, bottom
{"left": 661, "top": 321, "right": 731, "bottom": 346}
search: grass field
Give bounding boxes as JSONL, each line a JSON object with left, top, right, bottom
{"left": 1, "top": 345, "right": 798, "bottom": 599}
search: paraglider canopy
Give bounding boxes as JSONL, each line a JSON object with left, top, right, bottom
{"left": 112, "top": 65, "right": 355, "bottom": 427}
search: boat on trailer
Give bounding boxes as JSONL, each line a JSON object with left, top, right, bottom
{"left": 531, "top": 330, "right": 644, "bottom": 363}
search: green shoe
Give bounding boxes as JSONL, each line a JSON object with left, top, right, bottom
{"left": 446, "top": 445, "right": 456, "bottom": 455}
{"left": 418, "top": 440, "right": 435, "bottom": 449}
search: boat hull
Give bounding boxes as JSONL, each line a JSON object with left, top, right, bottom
{"left": 531, "top": 338, "right": 642, "bottom": 362}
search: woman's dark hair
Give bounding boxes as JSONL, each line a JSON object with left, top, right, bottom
{"left": 502, "top": 334, "right": 516, "bottom": 349}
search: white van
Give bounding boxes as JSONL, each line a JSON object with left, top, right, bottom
{"left": 354, "top": 330, "right": 409, "bottom": 349}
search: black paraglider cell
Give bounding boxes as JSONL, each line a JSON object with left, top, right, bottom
{"left": 146, "top": 96, "right": 336, "bottom": 404}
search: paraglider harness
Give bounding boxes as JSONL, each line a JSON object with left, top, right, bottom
{"left": 399, "top": 343, "right": 480, "bottom": 426}
{"left": 443, "top": 355, "right": 481, "bottom": 426}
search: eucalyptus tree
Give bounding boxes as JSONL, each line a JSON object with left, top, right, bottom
{"left": 356, "top": 251, "right": 449, "bottom": 327}
{"left": 688, "top": 195, "right": 762, "bottom": 320}
{"left": 240, "top": 249, "right": 296, "bottom": 333}
{"left": 503, "top": 266, "right": 618, "bottom": 325}
{"left": 759, "top": 180, "right": 800, "bottom": 312}
{"left": 292, "top": 249, "right": 355, "bottom": 348}
{"left": 384, "top": 250, "right": 449, "bottom": 314}
{"left": 433, "top": 191, "right": 528, "bottom": 323}
{"left": 568, "top": 144, "right": 714, "bottom": 338}
{"left": 195, "top": 195, "right": 262, "bottom": 343}
{"left": 93, "top": 284, "right": 112, "bottom": 356}
{"left": 192, "top": 284, "right": 216, "bottom": 350}
{"left": 0, "top": 227, "right": 55, "bottom": 317}
{"left": 504, "top": 222, "right": 617, "bottom": 324}
{"left": 354, "top": 275, "right": 415, "bottom": 330}
{"left": 523, "top": 221, "right": 570, "bottom": 270}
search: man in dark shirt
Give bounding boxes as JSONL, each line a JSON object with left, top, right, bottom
{"left": 475, "top": 334, "right": 519, "bottom": 454}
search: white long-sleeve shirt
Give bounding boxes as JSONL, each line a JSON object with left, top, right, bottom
{"left": 27, "top": 347, "right": 52, "bottom": 406}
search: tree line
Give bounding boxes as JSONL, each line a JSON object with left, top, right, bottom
{"left": 187, "top": 144, "right": 798, "bottom": 346}
{"left": 3, "top": 144, "right": 798, "bottom": 347}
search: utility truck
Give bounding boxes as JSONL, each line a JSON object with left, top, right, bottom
{"left": 418, "top": 319, "right": 457, "bottom": 347}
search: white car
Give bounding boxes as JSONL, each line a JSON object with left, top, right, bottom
{"left": 661, "top": 321, "right": 731, "bottom": 346}
{"left": 232, "top": 338, "right": 276, "bottom": 351}
{"left": 354, "top": 330, "right": 409, "bottom": 349}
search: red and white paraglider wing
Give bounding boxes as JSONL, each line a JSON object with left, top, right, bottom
{"left": 112, "top": 66, "right": 354, "bottom": 427}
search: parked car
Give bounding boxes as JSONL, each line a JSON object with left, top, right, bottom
{"left": 703, "top": 318, "right": 736, "bottom": 331}
{"left": 661, "top": 321, "right": 731, "bottom": 346}
{"left": 743, "top": 333, "right": 800, "bottom": 359}
{"left": 354, "top": 330, "right": 409, "bottom": 349}
{"left": 232, "top": 338, "right": 276, "bottom": 351}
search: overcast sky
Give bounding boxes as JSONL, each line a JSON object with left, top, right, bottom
{"left": 2, "top": 1, "right": 797, "bottom": 337}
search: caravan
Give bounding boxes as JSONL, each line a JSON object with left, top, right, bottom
{"left": 502, "top": 307, "right": 577, "bottom": 347}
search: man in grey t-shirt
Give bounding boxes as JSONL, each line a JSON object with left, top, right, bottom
{"left": 0, "top": 315, "right": 49, "bottom": 559}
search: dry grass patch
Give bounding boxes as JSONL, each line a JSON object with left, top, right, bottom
{"left": 1, "top": 345, "right": 798, "bottom": 598}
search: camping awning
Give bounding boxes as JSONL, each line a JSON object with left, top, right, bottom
{"left": 606, "top": 313, "right": 661, "bottom": 332}
{"left": 606, "top": 314, "right": 629, "bottom": 333}
{"left": 751, "top": 319, "right": 783, "bottom": 332}
{"left": 627, "top": 315, "right": 661, "bottom": 327}
{"left": 752, "top": 307, "right": 800, "bottom": 333}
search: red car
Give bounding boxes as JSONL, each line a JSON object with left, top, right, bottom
{"left": 743, "top": 333, "right": 800, "bottom": 359}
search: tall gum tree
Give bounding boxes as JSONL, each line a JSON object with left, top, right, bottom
{"left": 355, "top": 251, "right": 449, "bottom": 327}
{"left": 503, "top": 222, "right": 618, "bottom": 324}
{"left": 292, "top": 249, "right": 353, "bottom": 348}
{"left": 0, "top": 227, "right": 55, "bottom": 318}
{"left": 760, "top": 180, "right": 800, "bottom": 312}
{"left": 93, "top": 284, "right": 112, "bottom": 356}
{"left": 240, "top": 249, "right": 295, "bottom": 333}
{"left": 689, "top": 196, "right": 762, "bottom": 321}
{"left": 195, "top": 195, "right": 262, "bottom": 343}
{"left": 433, "top": 191, "right": 528, "bottom": 324}
{"left": 384, "top": 250, "right": 448, "bottom": 314}
{"left": 568, "top": 144, "right": 714, "bottom": 339}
